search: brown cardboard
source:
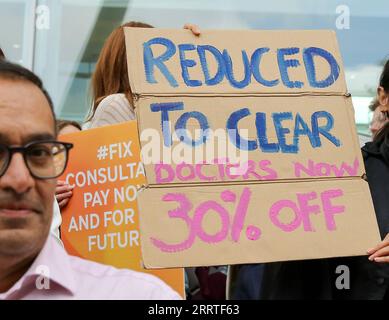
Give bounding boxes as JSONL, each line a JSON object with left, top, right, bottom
{"left": 137, "top": 179, "right": 380, "bottom": 268}
{"left": 125, "top": 28, "right": 346, "bottom": 95}
{"left": 137, "top": 95, "right": 363, "bottom": 185}
{"left": 124, "top": 28, "right": 381, "bottom": 268}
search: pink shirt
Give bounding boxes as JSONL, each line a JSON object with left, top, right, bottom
{"left": 0, "top": 235, "right": 181, "bottom": 300}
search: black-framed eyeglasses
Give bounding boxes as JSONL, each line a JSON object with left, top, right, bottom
{"left": 0, "top": 141, "right": 73, "bottom": 179}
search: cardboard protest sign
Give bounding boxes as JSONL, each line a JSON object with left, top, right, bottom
{"left": 58, "top": 121, "right": 185, "bottom": 296}
{"left": 125, "top": 29, "right": 346, "bottom": 95}
{"left": 138, "top": 179, "right": 378, "bottom": 267}
{"left": 124, "top": 28, "right": 380, "bottom": 268}
{"left": 137, "top": 95, "right": 362, "bottom": 185}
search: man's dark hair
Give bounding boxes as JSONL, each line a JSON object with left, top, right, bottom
{"left": 0, "top": 48, "right": 5, "bottom": 60}
{"left": 0, "top": 60, "right": 55, "bottom": 122}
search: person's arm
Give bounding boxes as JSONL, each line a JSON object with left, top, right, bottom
{"left": 367, "top": 233, "right": 389, "bottom": 263}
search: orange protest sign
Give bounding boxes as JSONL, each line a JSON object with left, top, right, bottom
{"left": 59, "top": 121, "right": 185, "bottom": 296}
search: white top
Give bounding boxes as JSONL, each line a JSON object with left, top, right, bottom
{"left": 88, "top": 94, "right": 135, "bottom": 129}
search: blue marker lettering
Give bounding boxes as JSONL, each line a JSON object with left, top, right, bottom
{"left": 273, "top": 112, "right": 297, "bottom": 153}
{"left": 223, "top": 49, "right": 251, "bottom": 89}
{"left": 277, "top": 47, "right": 304, "bottom": 89}
{"left": 251, "top": 48, "right": 279, "bottom": 87}
{"left": 178, "top": 44, "right": 202, "bottom": 87}
{"left": 226, "top": 108, "right": 258, "bottom": 151}
{"left": 303, "top": 47, "right": 340, "bottom": 88}
{"left": 256, "top": 112, "right": 280, "bottom": 153}
{"left": 311, "top": 111, "right": 341, "bottom": 147}
{"left": 150, "top": 102, "right": 184, "bottom": 147}
{"left": 197, "top": 45, "right": 226, "bottom": 86}
{"left": 175, "top": 111, "right": 210, "bottom": 147}
{"left": 293, "top": 113, "right": 316, "bottom": 149}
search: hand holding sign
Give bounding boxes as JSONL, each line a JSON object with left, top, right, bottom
{"left": 368, "top": 233, "right": 389, "bottom": 263}
{"left": 183, "top": 24, "right": 201, "bottom": 36}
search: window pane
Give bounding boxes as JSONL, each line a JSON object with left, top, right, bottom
{"left": 0, "top": 0, "right": 34, "bottom": 68}
{"left": 30, "top": 0, "right": 388, "bottom": 138}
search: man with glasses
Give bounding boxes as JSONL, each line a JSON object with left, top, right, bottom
{"left": 0, "top": 61, "right": 180, "bottom": 300}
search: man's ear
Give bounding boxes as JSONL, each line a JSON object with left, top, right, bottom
{"left": 378, "top": 86, "right": 389, "bottom": 106}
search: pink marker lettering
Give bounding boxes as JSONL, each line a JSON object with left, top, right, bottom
{"left": 221, "top": 190, "right": 236, "bottom": 202}
{"left": 259, "top": 160, "right": 278, "bottom": 180}
{"left": 294, "top": 160, "right": 315, "bottom": 178}
{"left": 230, "top": 161, "right": 249, "bottom": 176}
{"left": 246, "top": 225, "right": 261, "bottom": 241}
{"left": 242, "top": 160, "right": 262, "bottom": 180}
{"left": 297, "top": 192, "right": 320, "bottom": 231}
{"left": 150, "top": 193, "right": 196, "bottom": 252}
{"left": 225, "top": 163, "right": 241, "bottom": 180}
{"left": 155, "top": 163, "right": 175, "bottom": 183}
{"left": 214, "top": 158, "right": 227, "bottom": 180}
{"left": 231, "top": 188, "right": 252, "bottom": 242}
{"left": 195, "top": 163, "right": 217, "bottom": 181}
{"left": 331, "top": 158, "right": 359, "bottom": 177}
{"left": 316, "top": 163, "right": 331, "bottom": 176}
{"left": 192, "top": 201, "right": 230, "bottom": 243}
{"left": 269, "top": 200, "right": 302, "bottom": 232}
{"left": 321, "top": 189, "right": 345, "bottom": 231}
{"left": 176, "top": 163, "right": 196, "bottom": 181}
{"left": 294, "top": 159, "right": 360, "bottom": 178}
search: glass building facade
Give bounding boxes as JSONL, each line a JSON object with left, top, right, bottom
{"left": 1, "top": 0, "right": 388, "bottom": 137}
